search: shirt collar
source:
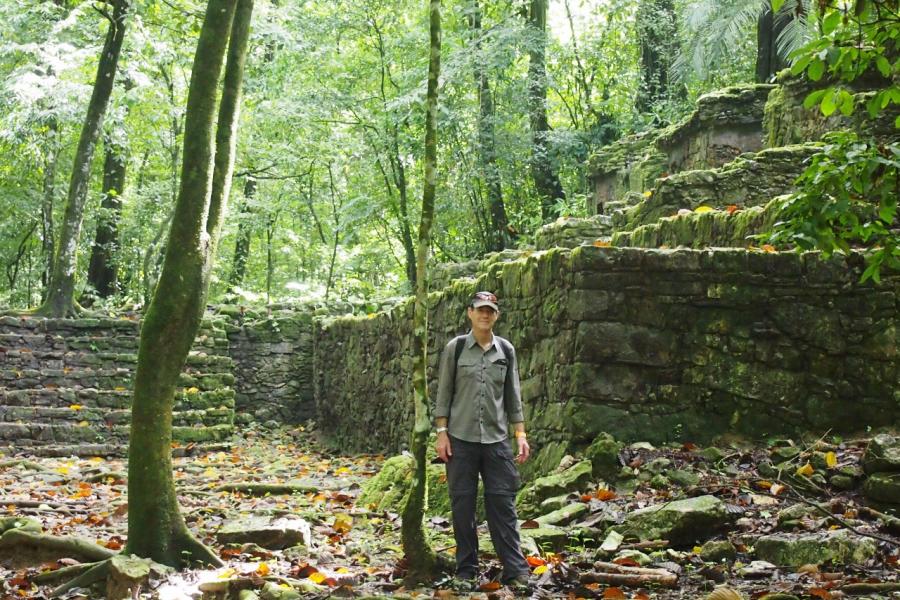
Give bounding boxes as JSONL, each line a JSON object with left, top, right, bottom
{"left": 465, "top": 331, "right": 496, "bottom": 350}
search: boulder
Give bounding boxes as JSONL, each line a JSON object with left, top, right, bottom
{"left": 615, "top": 495, "right": 732, "bottom": 546}
{"left": 863, "top": 434, "right": 900, "bottom": 474}
{"left": 519, "top": 526, "right": 568, "bottom": 552}
{"left": 863, "top": 472, "right": 900, "bottom": 505}
{"left": 357, "top": 453, "right": 450, "bottom": 517}
{"left": 216, "top": 516, "right": 312, "bottom": 550}
{"left": 754, "top": 530, "right": 876, "bottom": 566}
{"left": 700, "top": 539, "right": 737, "bottom": 562}
{"left": 516, "top": 460, "right": 592, "bottom": 518}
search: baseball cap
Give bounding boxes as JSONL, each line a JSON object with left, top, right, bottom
{"left": 471, "top": 291, "right": 499, "bottom": 311}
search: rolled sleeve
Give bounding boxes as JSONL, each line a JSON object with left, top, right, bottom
{"left": 433, "top": 338, "right": 457, "bottom": 420}
{"left": 503, "top": 343, "right": 524, "bottom": 424}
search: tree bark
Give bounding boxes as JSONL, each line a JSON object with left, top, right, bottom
{"left": 226, "top": 177, "right": 256, "bottom": 293}
{"left": 526, "top": 0, "right": 566, "bottom": 222}
{"left": 39, "top": 0, "right": 128, "bottom": 317}
{"left": 755, "top": 5, "right": 791, "bottom": 82}
{"left": 402, "top": 0, "right": 441, "bottom": 585}
{"left": 85, "top": 137, "right": 127, "bottom": 301}
{"left": 126, "top": 0, "right": 252, "bottom": 568}
{"left": 636, "top": 0, "right": 677, "bottom": 113}
{"left": 471, "top": 0, "right": 510, "bottom": 252}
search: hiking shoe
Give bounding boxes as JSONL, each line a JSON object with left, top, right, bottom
{"left": 449, "top": 576, "right": 478, "bottom": 592}
{"left": 502, "top": 574, "right": 531, "bottom": 595}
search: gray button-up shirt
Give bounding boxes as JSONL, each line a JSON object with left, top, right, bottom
{"left": 434, "top": 332, "right": 524, "bottom": 444}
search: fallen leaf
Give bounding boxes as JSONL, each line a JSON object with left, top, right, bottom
{"left": 532, "top": 565, "right": 548, "bottom": 575}
{"left": 521, "top": 520, "right": 540, "bottom": 529}
{"left": 595, "top": 489, "right": 617, "bottom": 501}
{"left": 809, "top": 587, "right": 833, "bottom": 599}
{"left": 796, "top": 463, "right": 815, "bottom": 477}
{"left": 526, "top": 556, "right": 545, "bottom": 567}
{"left": 602, "top": 587, "right": 626, "bottom": 599}
{"left": 770, "top": 483, "right": 785, "bottom": 496}
{"left": 333, "top": 513, "right": 353, "bottom": 534}
{"left": 643, "top": 190, "right": 653, "bottom": 198}
{"left": 797, "top": 564, "right": 819, "bottom": 574}
{"left": 480, "top": 581, "right": 502, "bottom": 591}
{"left": 255, "top": 562, "right": 270, "bottom": 576}
{"left": 825, "top": 452, "right": 837, "bottom": 468}
{"left": 761, "top": 244, "right": 777, "bottom": 253}
{"left": 593, "top": 240, "right": 612, "bottom": 248}
{"left": 694, "top": 205, "right": 714, "bottom": 213}
{"left": 68, "top": 404, "right": 83, "bottom": 411}
{"left": 726, "top": 205, "right": 739, "bottom": 215}
{"left": 309, "top": 571, "right": 327, "bottom": 584}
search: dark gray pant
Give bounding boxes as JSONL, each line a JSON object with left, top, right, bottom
{"left": 446, "top": 436, "right": 530, "bottom": 581}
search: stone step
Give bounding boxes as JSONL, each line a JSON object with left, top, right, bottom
{"left": 0, "top": 421, "right": 234, "bottom": 445}
{"left": 0, "top": 369, "right": 236, "bottom": 391}
{"left": 1, "top": 387, "right": 235, "bottom": 411}
{"left": 0, "top": 348, "right": 233, "bottom": 371}
{"left": 0, "top": 405, "right": 233, "bottom": 427}
{"left": 0, "top": 315, "right": 228, "bottom": 339}
{"left": 0, "top": 440, "right": 233, "bottom": 458}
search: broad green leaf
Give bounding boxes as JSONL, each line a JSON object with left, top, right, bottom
{"left": 821, "top": 91, "right": 838, "bottom": 116}
{"left": 803, "top": 90, "right": 827, "bottom": 109}
{"left": 822, "top": 10, "right": 841, "bottom": 35}
{"left": 808, "top": 59, "right": 825, "bottom": 81}
{"left": 875, "top": 56, "right": 891, "bottom": 77}
{"left": 771, "top": 0, "right": 785, "bottom": 11}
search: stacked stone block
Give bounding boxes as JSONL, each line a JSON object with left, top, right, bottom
{"left": 0, "top": 315, "right": 235, "bottom": 456}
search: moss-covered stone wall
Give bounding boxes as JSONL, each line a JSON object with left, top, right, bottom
{"left": 0, "top": 315, "right": 235, "bottom": 456}
{"left": 313, "top": 247, "right": 899, "bottom": 476}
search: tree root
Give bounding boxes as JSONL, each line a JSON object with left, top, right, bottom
{"left": 176, "top": 531, "right": 224, "bottom": 568}
{"left": 50, "top": 558, "right": 110, "bottom": 597}
{"left": 0, "top": 529, "right": 114, "bottom": 563}
{"left": 0, "top": 459, "right": 51, "bottom": 472}
{"left": 858, "top": 506, "right": 900, "bottom": 536}
{"left": 214, "top": 482, "right": 319, "bottom": 495}
{"left": 840, "top": 582, "right": 900, "bottom": 594}
{"left": 32, "top": 562, "right": 98, "bottom": 585}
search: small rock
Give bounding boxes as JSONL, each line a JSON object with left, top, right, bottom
{"left": 646, "top": 457, "right": 671, "bottom": 474}
{"left": 829, "top": 474, "right": 856, "bottom": 490}
{"left": 669, "top": 469, "right": 701, "bottom": 487}
{"left": 216, "top": 516, "right": 312, "bottom": 550}
{"left": 754, "top": 530, "right": 876, "bottom": 566}
{"left": 539, "top": 494, "right": 572, "bottom": 512}
{"left": 700, "top": 540, "right": 737, "bottom": 562}
{"left": 612, "top": 549, "right": 651, "bottom": 565}
{"left": 738, "top": 560, "right": 777, "bottom": 578}
{"left": 649, "top": 474, "right": 669, "bottom": 489}
{"left": 535, "top": 502, "right": 588, "bottom": 527}
{"left": 770, "top": 446, "right": 800, "bottom": 462}
{"left": 699, "top": 447, "right": 726, "bottom": 462}
{"left": 516, "top": 460, "right": 592, "bottom": 518}
{"left": 519, "top": 526, "right": 568, "bottom": 552}
{"left": 585, "top": 433, "right": 623, "bottom": 481}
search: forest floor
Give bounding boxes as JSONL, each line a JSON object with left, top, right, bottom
{"left": 0, "top": 425, "right": 898, "bottom": 600}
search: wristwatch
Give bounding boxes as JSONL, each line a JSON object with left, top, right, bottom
{"left": 514, "top": 430, "right": 527, "bottom": 439}
{"left": 436, "top": 427, "right": 448, "bottom": 434}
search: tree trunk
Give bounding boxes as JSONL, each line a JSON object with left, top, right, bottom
{"left": 40, "top": 118, "right": 60, "bottom": 301}
{"left": 126, "top": 0, "right": 252, "bottom": 568}
{"left": 526, "top": 0, "right": 566, "bottom": 222}
{"left": 471, "top": 0, "right": 510, "bottom": 252}
{"left": 402, "top": 0, "right": 441, "bottom": 585}
{"left": 226, "top": 177, "right": 256, "bottom": 293}
{"left": 755, "top": 5, "right": 790, "bottom": 82}
{"left": 85, "top": 138, "right": 127, "bottom": 301}
{"left": 39, "top": 0, "right": 128, "bottom": 317}
{"left": 636, "top": 0, "right": 677, "bottom": 113}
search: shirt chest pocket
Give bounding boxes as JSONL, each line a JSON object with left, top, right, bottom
{"left": 487, "top": 356, "right": 507, "bottom": 385}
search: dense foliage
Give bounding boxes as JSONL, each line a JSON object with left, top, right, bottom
{"left": 0, "top": 0, "right": 894, "bottom": 308}
{"left": 771, "top": 0, "right": 899, "bottom": 281}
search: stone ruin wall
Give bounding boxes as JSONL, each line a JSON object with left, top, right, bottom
{"left": 314, "top": 247, "right": 899, "bottom": 478}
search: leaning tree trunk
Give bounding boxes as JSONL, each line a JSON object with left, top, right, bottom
{"left": 85, "top": 137, "right": 127, "bottom": 301}
{"left": 39, "top": 0, "right": 128, "bottom": 317}
{"left": 755, "top": 4, "right": 791, "bottom": 82}
{"left": 126, "top": 0, "right": 252, "bottom": 568}
{"left": 40, "top": 118, "right": 60, "bottom": 300}
{"left": 471, "top": 0, "right": 510, "bottom": 252}
{"left": 526, "top": 0, "right": 566, "bottom": 222}
{"left": 402, "top": 0, "right": 441, "bottom": 585}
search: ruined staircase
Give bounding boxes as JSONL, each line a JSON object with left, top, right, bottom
{"left": 0, "top": 315, "right": 236, "bottom": 457}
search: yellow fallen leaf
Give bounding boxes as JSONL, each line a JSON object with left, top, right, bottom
{"left": 694, "top": 205, "right": 714, "bottom": 213}
{"left": 642, "top": 190, "right": 653, "bottom": 198}
{"left": 68, "top": 404, "right": 83, "bottom": 411}
{"left": 308, "top": 572, "right": 327, "bottom": 584}
{"left": 336, "top": 567, "right": 349, "bottom": 574}
{"left": 825, "top": 451, "right": 837, "bottom": 468}
{"left": 796, "top": 462, "right": 814, "bottom": 477}
{"left": 56, "top": 466, "right": 69, "bottom": 475}
{"left": 761, "top": 244, "right": 777, "bottom": 253}
{"left": 333, "top": 513, "right": 353, "bottom": 534}
{"left": 770, "top": 483, "right": 785, "bottom": 496}
{"left": 593, "top": 240, "right": 612, "bottom": 247}
{"left": 255, "top": 562, "right": 270, "bottom": 576}
{"left": 114, "top": 386, "right": 127, "bottom": 392}
{"left": 335, "top": 467, "right": 351, "bottom": 475}
{"left": 217, "top": 568, "right": 236, "bottom": 579}
{"left": 533, "top": 565, "right": 548, "bottom": 575}
{"left": 693, "top": 546, "right": 703, "bottom": 554}
{"left": 77, "top": 421, "right": 89, "bottom": 427}
{"left": 186, "top": 387, "right": 200, "bottom": 394}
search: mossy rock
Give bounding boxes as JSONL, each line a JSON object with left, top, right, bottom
{"left": 754, "top": 530, "right": 876, "bottom": 566}
{"left": 863, "top": 434, "right": 900, "bottom": 474}
{"left": 585, "top": 432, "right": 622, "bottom": 482}
{"left": 0, "top": 517, "right": 40, "bottom": 535}
{"left": 516, "top": 460, "right": 592, "bottom": 518}
{"left": 615, "top": 495, "right": 732, "bottom": 546}
{"left": 863, "top": 472, "right": 900, "bottom": 505}
{"left": 358, "top": 454, "right": 451, "bottom": 517}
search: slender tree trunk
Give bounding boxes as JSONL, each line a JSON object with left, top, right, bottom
{"left": 85, "top": 137, "right": 127, "bottom": 301}
{"left": 526, "top": 0, "right": 566, "bottom": 222}
{"left": 126, "top": 0, "right": 252, "bottom": 568}
{"left": 636, "top": 0, "right": 677, "bottom": 113}
{"left": 402, "top": 0, "right": 441, "bottom": 585}
{"left": 471, "top": 0, "right": 510, "bottom": 252}
{"left": 40, "top": 119, "right": 60, "bottom": 300}
{"left": 39, "top": 0, "right": 128, "bottom": 317}
{"left": 226, "top": 177, "right": 256, "bottom": 293}
{"left": 755, "top": 4, "right": 791, "bottom": 82}
{"left": 325, "top": 163, "right": 341, "bottom": 300}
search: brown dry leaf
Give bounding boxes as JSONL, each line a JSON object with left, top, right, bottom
{"left": 433, "top": 590, "right": 457, "bottom": 599}
{"left": 602, "top": 587, "right": 626, "bottom": 599}
{"left": 333, "top": 513, "right": 353, "bottom": 534}
{"left": 761, "top": 244, "right": 777, "bottom": 253}
{"left": 480, "top": 581, "right": 502, "bottom": 591}
{"left": 809, "top": 587, "right": 833, "bottom": 599}
{"left": 595, "top": 489, "right": 617, "bottom": 501}
{"left": 797, "top": 564, "right": 819, "bottom": 575}
{"left": 593, "top": 240, "right": 612, "bottom": 248}
{"left": 726, "top": 205, "right": 739, "bottom": 215}
{"left": 770, "top": 483, "right": 785, "bottom": 496}
{"left": 521, "top": 519, "right": 540, "bottom": 529}
{"left": 525, "top": 556, "right": 546, "bottom": 567}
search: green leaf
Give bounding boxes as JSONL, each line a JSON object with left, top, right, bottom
{"left": 808, "top": 59, "right": 826, "bottom": 81}
{"left": 838, "top": 90, "right": 855, "bottom": 116}
{"left": 803, "top": 89, "right": 827, "bottom": 109}
{"left": 822, "top": 10, "right": 841, "bottom": 35}
{"left": 821, "top": 91, "right": 838, "bottom": 116}
{"left": 894, "top": 114, "right": 900, "bottom": 128}
{"left": 876, "top": 56, "right": 891, "bottom": 78}
{"left": 771, "top": 0, "right": 786, "bottom": 11}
